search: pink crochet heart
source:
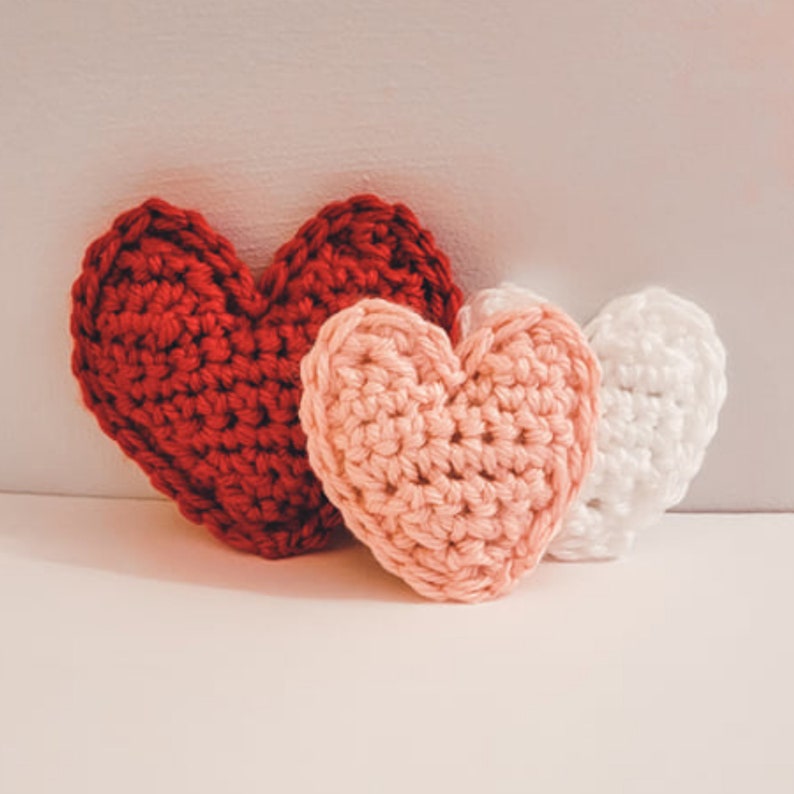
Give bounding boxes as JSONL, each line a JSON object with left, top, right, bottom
{"left": 300, "top": 298, "right": 600, "bottom": 602}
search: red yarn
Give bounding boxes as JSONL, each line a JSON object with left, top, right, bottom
{"left": 71, "top": 195, "right": 462, "bottom": 558}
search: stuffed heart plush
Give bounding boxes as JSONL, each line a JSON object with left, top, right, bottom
{"left": 460, "top": 284, "right": 727, "bottom": 560}
{"left": 71, "top": 195, "right": 462, "bottom": 559}
{"left": 299, "top": 297, "right": 600, "bottom": 602}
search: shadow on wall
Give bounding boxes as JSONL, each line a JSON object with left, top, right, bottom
{"left": 122, "top": 161, "right": 512, "bottom": 293}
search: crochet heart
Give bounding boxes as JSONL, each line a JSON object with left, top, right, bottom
{"left": 300, "top": 298, "right": 600, "bottom": 602}
{"left": 71, "top": 195, "right": 462, "bottom": 558}
{"left": 460, "top": 285, "right": 727, "bottom": 560}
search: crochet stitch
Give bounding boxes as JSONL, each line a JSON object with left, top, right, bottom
{"left": 300, "top": 298, "right": 600, "bottom": 602}
{"left": 71, "top": 195, "right": 462, "bottom": 559}
{"left": 461, "top": 284, "right": 727, "bottom": 560}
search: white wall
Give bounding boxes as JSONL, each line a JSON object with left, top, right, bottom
{"left": 1, "top": 0, "right": 792, "bottom": 509}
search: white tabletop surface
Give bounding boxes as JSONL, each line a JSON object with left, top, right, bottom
{"left": 1, "top": 493, "right": 792, "bottom": 794}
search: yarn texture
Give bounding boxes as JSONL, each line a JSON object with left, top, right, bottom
{"left": 300, "top": 298, "right": 600, "bottom": 602}
{"left": 462, "top": 284, "right": 727, "bottom": 560}
{"left": 71, "top": 195, "right": 462, "bottom": 559}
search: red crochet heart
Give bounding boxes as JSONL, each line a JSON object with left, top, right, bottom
{"left": 71, "top": 195, "right": 462, "bottom": 558}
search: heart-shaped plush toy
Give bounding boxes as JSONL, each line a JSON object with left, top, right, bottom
{"left": 460, "top": 284, "right": 727, "bottom": 560}
{"left": 71, "top": 195, "right": 462, "bottom": 558}
{"left": 300, "top": 298, "right": 600, "bottom": 602}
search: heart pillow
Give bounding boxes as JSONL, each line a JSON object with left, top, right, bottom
{"left": 71, "top": 195, "right": 462, "bottom": 558}
{"left": 299, "top": 298, "right": 600, "bottom": 602}
{"left": 460, "top": 284, "right": 727, "bottom": 560}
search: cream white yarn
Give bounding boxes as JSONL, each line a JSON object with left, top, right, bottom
{"left": 460, "top": 284, "right": 727, "bottom": 560}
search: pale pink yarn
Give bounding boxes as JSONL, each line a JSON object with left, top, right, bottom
{"left": 299, "top": 298, "right": 600, "bottom": 602}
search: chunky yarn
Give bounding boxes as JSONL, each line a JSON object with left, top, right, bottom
{"left": 462, "top": 284, "right": 727, "bottom": 560}
{"left": 71, "top": 195, "right": 462, "bottom": 559}
{"left": 300, "top": 298, "right": 600, "bottom": 602}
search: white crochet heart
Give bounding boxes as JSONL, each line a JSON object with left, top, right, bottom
{"left": 459, "top": 284, "right": 727, "bottom": 560}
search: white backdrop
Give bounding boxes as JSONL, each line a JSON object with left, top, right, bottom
{"left": 1, "top": 0, "right": 792, "bottom": 509}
